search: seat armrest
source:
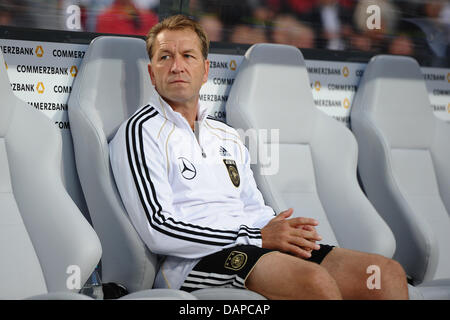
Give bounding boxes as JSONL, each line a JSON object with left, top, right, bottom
{"left": 191, "top": 288, "right": 266, "bottom": 300}
{"left": 407, "top": 284, "right": 424, "bottom": 300}
{"left": 416, "top": 279, "right": 450, "bottom": 300}
{"left": 118, "top": 289, "right": 198, "bottom": 300}
{"left": 26, "top": 292, "right": 94, "bottom": 300}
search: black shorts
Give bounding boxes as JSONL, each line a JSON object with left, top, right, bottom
{"left": 180, "top": 244, "right": 335, "bottom": 292}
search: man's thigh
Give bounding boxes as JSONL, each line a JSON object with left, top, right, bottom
{"left": 245, "top": 250, "right": 342, "bottom": 299}
{"left": 180, "top": 244, "right": 333, "bottom": 294}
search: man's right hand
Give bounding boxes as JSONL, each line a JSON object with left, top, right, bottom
{"left": 261, "top": 208, "right": 322, "bottom": 259}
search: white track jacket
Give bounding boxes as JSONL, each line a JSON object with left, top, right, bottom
{"left": 109, "top": 92, "right": 275, "bottom": 289}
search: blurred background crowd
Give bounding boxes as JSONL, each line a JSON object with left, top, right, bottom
{"left": 0, "top": 0, "right": 449, "bottom": 62}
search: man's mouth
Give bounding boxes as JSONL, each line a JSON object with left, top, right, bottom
{"left": 170, "top": 79, "right": 188, "bottom": 84}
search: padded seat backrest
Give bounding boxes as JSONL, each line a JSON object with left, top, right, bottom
{"left": 350, "top": 55, "right": 450, "bottom": 283}
{"left": 227, "top": 44, "right": 396, "bottom": 257}
{"left": 0, "top": 51, "right": 101, "bottom": 299}
{"left": 68, "top": 36, "right": 158, "bottom": 292}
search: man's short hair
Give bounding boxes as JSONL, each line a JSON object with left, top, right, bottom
{"left": 146, "top": 14, "right": 210, "bottom": 61}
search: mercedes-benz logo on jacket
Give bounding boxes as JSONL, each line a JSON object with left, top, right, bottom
{"left": 178, "top": 157, "right": 197, "bottom": 180}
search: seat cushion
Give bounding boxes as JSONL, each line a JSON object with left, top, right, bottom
{"left": 0, "top": 139, "right": 47, "bottom": 299}
{"left": 391, "top": 148, "right": 450, "bottom": 280}
{"left": 261, "top": 143, "right": 338, "bottom": 245}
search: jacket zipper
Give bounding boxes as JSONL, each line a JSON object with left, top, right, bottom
{"left": 194, "top": 120, "right": 207, "bottom": 158}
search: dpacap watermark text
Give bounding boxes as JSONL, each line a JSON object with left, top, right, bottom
{"left": 178, "top": 303, "right": 271, "bottom": 318}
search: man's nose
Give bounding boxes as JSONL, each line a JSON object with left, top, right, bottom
{"left": 170, "top": 54, "right": 184, "bottom": 73}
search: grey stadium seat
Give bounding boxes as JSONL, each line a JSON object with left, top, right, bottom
{"left": 0, "top": 50, "right": 101, "bottom": 299}
{"left": 350, "top": 55, "right": 450, "bottom": 299}
{"left": 68, "top": 36, "right": 265, "bottom": 300}
{"left": 225, "top": 43, "right": 423, "bottom": 299}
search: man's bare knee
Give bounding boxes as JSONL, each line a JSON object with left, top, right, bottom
{"left": 378, "top": 257, "right": 409, "bottom": 300}
{"left": 246, "top": 251, "right": 342, "bottom": 300}
{"left": 361, "top": 254, "right": 408, "bottom": 300}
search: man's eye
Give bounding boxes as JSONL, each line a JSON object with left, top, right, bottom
{"left": 160, "top": 55, "right": 170, "bottom": 60}
{"left": 184, "top": 54, "right": 193, "bottom": 59}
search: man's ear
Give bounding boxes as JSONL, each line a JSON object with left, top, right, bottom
{"left": 148, "top": 63, "right": 156, "bottom": 86}
{"left": 202, "top": 59, "right": 210, "bottom": 84}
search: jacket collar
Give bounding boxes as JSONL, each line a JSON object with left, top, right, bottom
{"left": 148, "top": 90, "right": 210, "bottom": 130}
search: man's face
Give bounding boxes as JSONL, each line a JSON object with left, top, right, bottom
{"left": 148, "top": 28, "right": 209, "bottom": 107}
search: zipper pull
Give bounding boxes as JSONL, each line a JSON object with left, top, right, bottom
{"left": 195, "top": 120, "right": 207, "bottom": 158}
